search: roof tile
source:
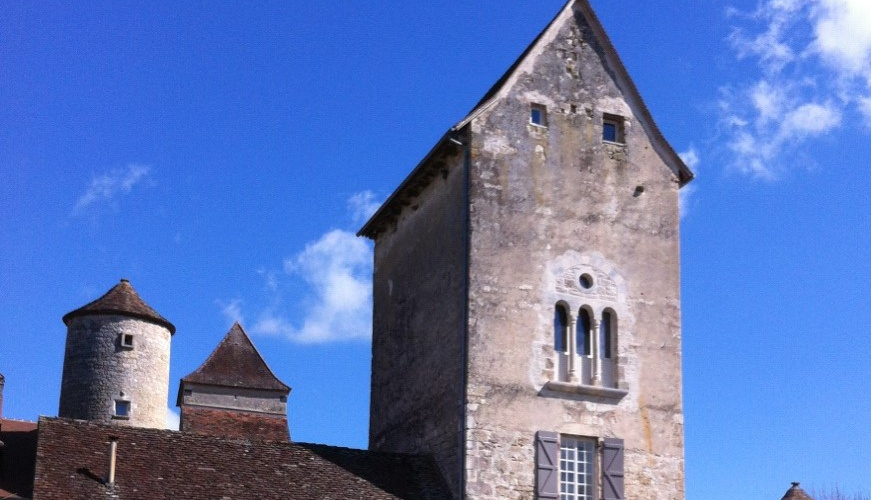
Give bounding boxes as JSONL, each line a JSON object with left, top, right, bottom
{"left": 181, "top": 323, "right": 289, "bottom": 392}
{"left": 62, "top": 279, "right": 175, "bottom": 334}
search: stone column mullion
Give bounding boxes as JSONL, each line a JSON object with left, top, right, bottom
{"left": 568, "top": 315, "right": 578, "bottom": 383}
{"left": 592, "top": 317, "right": 602, "bottom": 386}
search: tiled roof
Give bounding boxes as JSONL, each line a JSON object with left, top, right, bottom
{"left": 781, "top": 482, "right": 815, "bottom": 500}
{"left": 62, "top": 279, "right": 176, "bottom": 334}
{"left": 0, "top": 419, "right": 38, "bottom": 499}
{"left": 32, "top": 417, "right": 450, "bottom": 500}
{"left": 181, "top": 322, "right": 289, "bottom": 392}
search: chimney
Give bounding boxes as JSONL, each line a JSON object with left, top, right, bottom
{"left": 106, "top": 437, "right": 118, "bottom": 486}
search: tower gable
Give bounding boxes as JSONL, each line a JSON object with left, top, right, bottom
{"left": 178, "top": 323, "right": 291, "bottom": 442}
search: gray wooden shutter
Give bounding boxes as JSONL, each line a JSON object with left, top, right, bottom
{"left": 535, "top": 431, "right": 559, "bottom": 499}
{"left": 601, "top": 438, "right": 625, "bottom": 500}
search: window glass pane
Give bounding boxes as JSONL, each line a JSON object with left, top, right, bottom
{"left": 555, "top": 305, "right": 568, "bottom": 352}
{"left": 115, "top": 400, "right": 130, "bottom": 417}
{"left": 560, "top": 437, "right": 594, "bottom": 500}
{"left": 578, "top": 309, "right": 592, "bottom": 356}
{"left": 601, "top": 311, "right": 612, "bottom": 359}
{"left": 603, "top": 122, "right": 617, "bottom": 142}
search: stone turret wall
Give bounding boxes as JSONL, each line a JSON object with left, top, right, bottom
{"left": 58, "top": 315, "right": 171, "bottom": 429}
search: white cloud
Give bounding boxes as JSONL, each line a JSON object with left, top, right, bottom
{"left": 347, "top": 190, "right": 381, "bottom": 225}
{"left": 166, "top": 407, "right": 180, "bottom": 430}
{"left": 779, "top": 102, "right": 842, "bottom": 137}
{"left": 73, "top": 164, "right": 151, "bottom": 214}
{"left": 228, "top": 191, "right": 380, "bottom": 344}
{"left": 217, "top": 298, "right": 244, "bottom": 325}
{"left": 679, "top": 148, "right": 700, "bottom": 219}
{"left": 858, "top": 96, "right": 871, "bottom": 124}
{"left": 812, "top": 0, "right": 871, "bottom": 79}
{"left": 720, "top": 0, "right": 870, "bottom": 179}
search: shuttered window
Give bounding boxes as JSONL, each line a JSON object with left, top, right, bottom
{"left": 536, "top": 433, "right": 625, "bottom": 500}
{"left": 536, "top": 431, "right": 559, "bottom": 499}
{"left": 601, "top": 438, "right": 625, "bottom": 500}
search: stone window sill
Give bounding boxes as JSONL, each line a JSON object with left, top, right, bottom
{"left": 544, "top": 380, "right": 628, "bottom": 400}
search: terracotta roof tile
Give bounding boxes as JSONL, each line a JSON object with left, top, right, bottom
{"left": 181, "top": 322, "right": 289, "bottom": 392}
{"left": 0, "top": 419, "right": 38, "bottom": 499}
{"left": 62, "top": 279, "right": 175, "bottom": 334}
{"left": 32, "top": 417, "right": 450, "bottom": 500}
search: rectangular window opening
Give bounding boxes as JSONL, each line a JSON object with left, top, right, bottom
{"left": 602, "top": 114, "right": 625, "bottom": 144}
{"left": 531, "top": 104, "right": 548, "bottom": 127}
{"left": 560, "top": 437, "right": 596, "bottom": 500}
{"left": 114, "top": 400, "right": 131, "bottom": 419}
{"left": 120, "top": 334, "right": 134, "bottom": 349}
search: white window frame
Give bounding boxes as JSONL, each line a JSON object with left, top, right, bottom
{"left": 560, "top": 436, "right": 597, "bottom": 500}
{"left": 119, "top": 333, "right": 134, "bottom": 349}
{"left": 113, "top": 399, "right": 131, "bottom": 419}
{"left": 602, "top": 114, "right": 625, "bottom": 144}
{"left": 531, "top": 104, "right": 548, "bottom": 127}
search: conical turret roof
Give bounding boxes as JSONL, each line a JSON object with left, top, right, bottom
{"left": 781, "top": 482, "right": 815, "bottom": 500}
{"left": 62, "top": 279, "right": 175, "bottom": 334}
{"left": 181, "top": 322, "right": 289, "bottom": 392}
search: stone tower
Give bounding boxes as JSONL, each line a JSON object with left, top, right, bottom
{"left": 177, "top": 322, "right": 291, "bottom": 442}
{"left": 59, "top": 279, "right": 175, "bottom": 429}
{"left": 359, "top": 1, "right": 692, "bottom": 500}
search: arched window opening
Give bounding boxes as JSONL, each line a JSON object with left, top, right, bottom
{"left": 600, "top": 311, "right": 614, "bottom": 359}
{"left": 554, "top": 305, "right": 568, "bottom": 352}
{"left": 577, "top": 308, "right": 592, "bottom": 356}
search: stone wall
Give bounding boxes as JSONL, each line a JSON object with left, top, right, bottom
{"left": 368, "top": 147, "right": 468, "bottom": 497}
{"left": 462, "top": 4, "right": 684, "bottom": 500}
{"left": 58, "top": 315, "right": 171, "bottom": 429}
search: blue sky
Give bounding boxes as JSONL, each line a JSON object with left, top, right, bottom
{"left": 1, "top": 1, "right": 869, "bottom": 499}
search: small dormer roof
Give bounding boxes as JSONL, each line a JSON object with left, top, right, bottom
{"left": 781, "top": 483, "right": 815, "bottom": 500}
{"left": 181, "top": 322, "right": 290, "bottom": 393}
{"left": 61, "top": 279, "right": 176, "bottom": 335}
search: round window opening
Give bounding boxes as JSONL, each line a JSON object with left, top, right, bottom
{"left": 579, "top": 273, "right": 594, "bottom": 289}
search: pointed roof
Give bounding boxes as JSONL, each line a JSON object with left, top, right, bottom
{"left": 181, "top": 323, "right": 290, "bottom": 392}
{"left": 359, "top": 0, "right": 693, "bottom": 239}
{"left": 62, "top": 279, "right": 175, "bottom": 334}
{"left": 781, "top": 483, "right": 815, "bottom": 500}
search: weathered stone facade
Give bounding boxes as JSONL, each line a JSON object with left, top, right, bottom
{"left": 362, "top": 1, "right": 691, "bottom": 499}
{"left": 58, "top": 315, "right": 172, "bottom": 429}
{"left": 368, "top": 148, "right": 468, "bottom": 495}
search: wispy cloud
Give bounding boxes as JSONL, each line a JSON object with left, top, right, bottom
{"left": 73, "top": 164, "right": 151, "bottom": 214}
{"left": 223, "top": 192, "right": 380, "bottom": 344}
{"left": 679, "top": 147, "right": 700, "bottom": 219}
{"left": 347, "top": 190, "right": 381, "bottom": 225}
{"left": 720, "top": 0, "right": 870, "bottom": 179}
{"left": 217, "top": 298, "right": 244, "bottom": 325}
{"left": 166, "top": 407, "right": 180, "bottom": 430}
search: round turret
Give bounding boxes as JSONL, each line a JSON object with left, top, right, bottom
{"left": 58, "top": 279, "right": 175, "bottom": 429}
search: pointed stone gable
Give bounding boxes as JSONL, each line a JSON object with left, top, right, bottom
{"left": 359, "top": 0, "right": 692, "bottom": 239}
{"left": 181, "top": 322, "right": 289, "bottom": 392}
{"left": 62, "top": 279, "right": 175, "bottom": 334}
